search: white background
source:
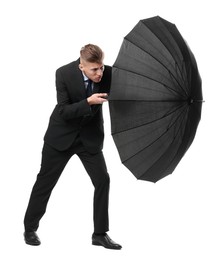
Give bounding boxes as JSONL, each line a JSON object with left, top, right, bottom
{"left": 1, "top": 0, "right": 221, "bottom": 259}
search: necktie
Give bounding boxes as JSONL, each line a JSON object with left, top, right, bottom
{"left": 86, "top": 79, "right": 93, "bottom": 97}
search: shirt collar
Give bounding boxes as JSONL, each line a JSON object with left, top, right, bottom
{"left": 82, "top": 72, "right": 88, "bottom": 82}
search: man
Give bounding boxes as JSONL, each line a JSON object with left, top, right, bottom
{"left": 24, "top": 44, "right": 122, "bottom": 250}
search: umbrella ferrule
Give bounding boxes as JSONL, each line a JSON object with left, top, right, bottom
{"left": 188, "top": 99, "right": 204, "bottom": 104}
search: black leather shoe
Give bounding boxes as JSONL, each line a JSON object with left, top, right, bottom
{"left": 92, "top": 233, "right": 122, "bottom": 250}
{"left": 24, "top": 231, "right": 41, "bottom": 246}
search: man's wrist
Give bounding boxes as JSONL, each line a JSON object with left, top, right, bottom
{"left": 87, "top": 97, "right": 92, "bottom": 105}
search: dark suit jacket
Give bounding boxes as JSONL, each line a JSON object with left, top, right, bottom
{"left": 44, "top": 59, "right": 112, "bottom": 153}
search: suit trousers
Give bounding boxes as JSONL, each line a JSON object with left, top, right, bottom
{"left": 24, "top": 140, "right": 110, "bottom": 234}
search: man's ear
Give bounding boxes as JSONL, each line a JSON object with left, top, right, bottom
{"left": 79, "top": 63, "right": 83, "bottom": 71}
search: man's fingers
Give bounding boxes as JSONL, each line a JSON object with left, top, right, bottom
{"left": 97, "top": 93, "right": 108, "bottom": 98}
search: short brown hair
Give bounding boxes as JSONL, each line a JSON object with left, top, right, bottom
{"left": 80, "top": 44, "right": 104, "bottom": 63}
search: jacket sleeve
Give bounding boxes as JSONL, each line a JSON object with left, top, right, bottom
{"left": 56, "top": 68, "right": 92, "bottom": 120}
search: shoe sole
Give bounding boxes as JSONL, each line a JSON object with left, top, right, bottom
{"left": 92, "top": 241, "right": 121, "bottom": 250}
{"left": 25, "top": 241, "right": 41, "bottom": 246}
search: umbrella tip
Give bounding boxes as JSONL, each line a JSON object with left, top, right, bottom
{"left": 188, "top": 98, "right": 204, "bottom": 105}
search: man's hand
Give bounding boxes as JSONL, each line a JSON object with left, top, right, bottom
{"left": 87, "top": 93, "right": 108, "bottom": 105}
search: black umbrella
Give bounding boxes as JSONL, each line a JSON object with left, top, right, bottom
{"left": 108, "top": 16, "right": 203, "bottom": 183}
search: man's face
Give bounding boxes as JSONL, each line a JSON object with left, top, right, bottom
{"left": 79, "top": 60, "right": 104, "bottom": 83}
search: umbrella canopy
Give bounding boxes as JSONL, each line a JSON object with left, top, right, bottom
{"left": 108, "top": 16, "right": 203, "bottom": 183}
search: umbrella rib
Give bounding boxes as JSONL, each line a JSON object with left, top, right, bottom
{"left": 139, "top": 104, "right": 190, "bottom": 180}
{"left": 123, "top": 38, "right": 189, "bottom": 97}
{"left": 122, "top": 103, "right": 188, "bottom": 165}
{"left": 113, "top": 66, "right": 187, "bottom": 99}
{"left": 139, "top": 20, "right": 189, "bottom": 95}
{"left": 150, "top": 105, "right": 190, "bottom": 179}
{"left": 163, "top": 107, "right": 191, "bottom": 172}
{"left": 112, "top": 101, "right": 187, "bottom": 135}
{"left": 165, "top": 103, "right": 188, "bottom": 134}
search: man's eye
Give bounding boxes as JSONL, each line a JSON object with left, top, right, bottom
{"left": 91, "top": 66, "right": 104, "bottom": 72}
